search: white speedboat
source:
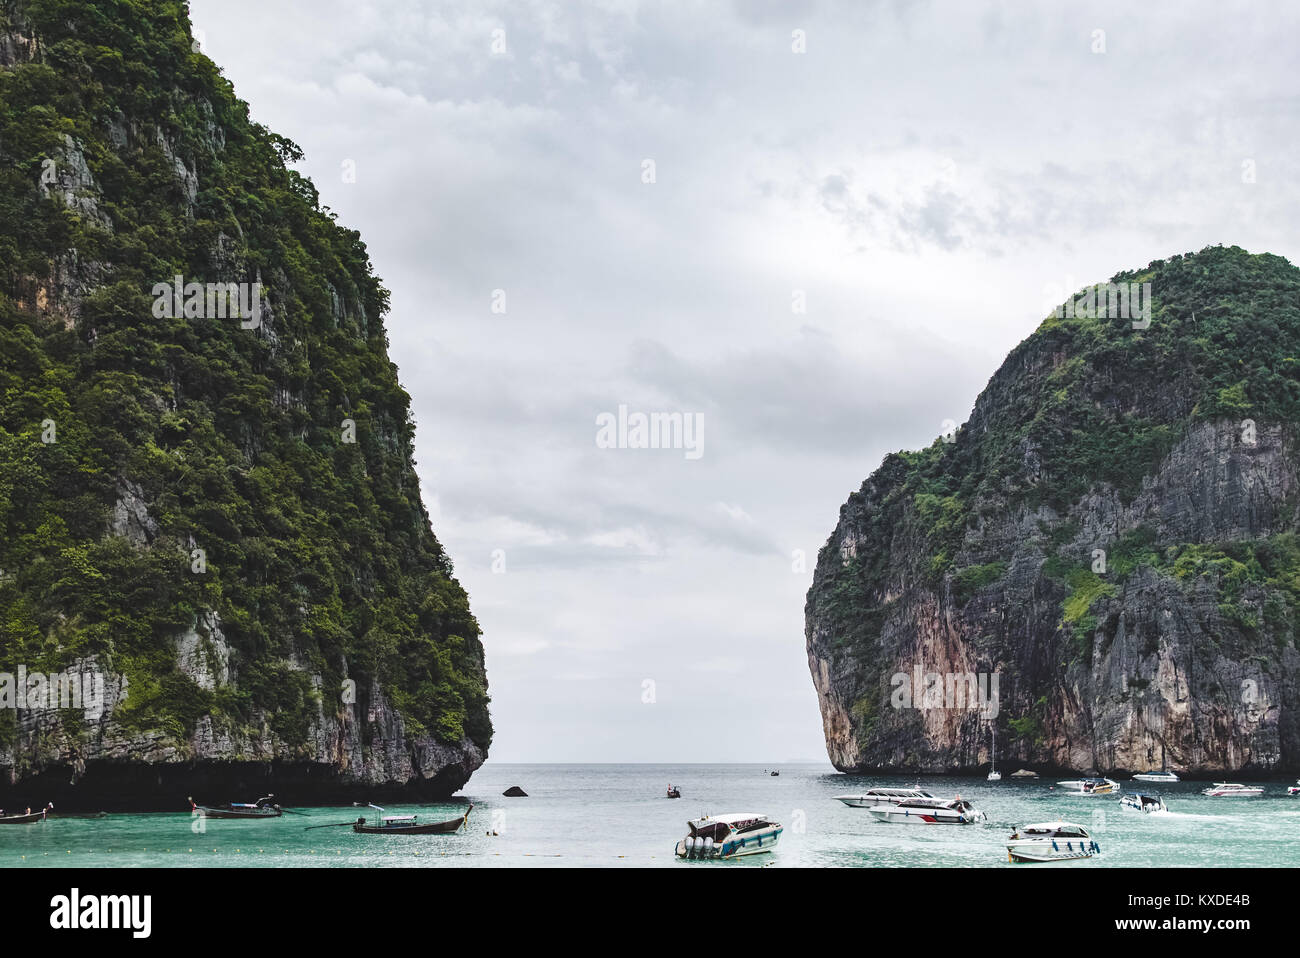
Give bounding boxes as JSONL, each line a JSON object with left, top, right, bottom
{"left": 867, "top": 797, "right": 986, "bottom": 825}
{"left": 1201, "top": 783, "right": 1263, "bottom": 797}
{"left": 835, "top": 786, "right": 933, "bottom": 808}
{"left": 1056, "top": 777, "right": 1120, "bottom": 795}
{"left": 1120, "top": 792, "right": 1168, "bottom": 814}
{"left": 1288, "top": 780, "right": 1300, "bottom": 797}
{"left": 1006, "top": 822, "right": 1100, "bottom": 863}
{"left": 1132, "top": 770, "right": 1180, "bottom": 783}
{"left": 674, "top": 813, "right": 782, "bottom": 860}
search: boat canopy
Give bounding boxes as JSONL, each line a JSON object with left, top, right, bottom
{"left": 687, "top": 813, "right": 770, "bottom": 841}
{"left": 1018, "top": 821, "right": 1089, "bottom": 837}
{"left": 691, "top": 813, "right": 766, "bottom": 826}
{"left": 836, "top": 787, "right": 931, "bottom": 799}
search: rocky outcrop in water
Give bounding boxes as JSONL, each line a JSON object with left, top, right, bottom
{"left": 0, "top": 1, "right": 489, "bottom": 808}
{"left": 806, "top": 246, "right": 1300, "bottom": 777}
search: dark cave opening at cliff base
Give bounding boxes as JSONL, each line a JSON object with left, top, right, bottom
{"left": 0, "top": 760, "right": 477, "bottom": 812}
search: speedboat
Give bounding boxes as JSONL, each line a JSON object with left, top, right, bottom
{"left": 1120, "top": 793, "right": 1168, "bottom": 814}
{"left": 1287, "top": 781, "right": 1300, "bottom": 796}
{"left": 867, "top": 797, "right": 986, "bottom": 825}
{"left": 1202, "top": 783, "right": 1263, "bottom": 797}
{"left": 666, "top": 784, "right": 681, "bottom": 799}
{"left": 1133, "top": 770, "right": 1180, "bottom": 783}
{"left": 1055, "top": 777, "right": 1120, "bottom": 795}
{"left": 1006, "top": 822, "right": 1100, "bottom": 863}
{"left": 675, "top": 813, "right": 782, "bottom": 860}
{"left": 835, "top": 786, "right": 934, "bottom": 808}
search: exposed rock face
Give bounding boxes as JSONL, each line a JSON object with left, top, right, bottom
{"left": 0, "top": 650, "right": 484, "bottom": 808}
{"left": 806, "top": 248, "right": 1300, "bottom": 777}
{"left": 109, "top": 479, "right": 159, "bottom": 546}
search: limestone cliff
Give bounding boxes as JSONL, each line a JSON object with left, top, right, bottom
{"left": 807, "top": 246, "right": 1300, "bottom": 776}
{"left": 0, "top": 1, "right": 489, "bottom": 807}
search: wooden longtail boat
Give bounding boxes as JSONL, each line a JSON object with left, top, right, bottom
{"left": 189, "top": 795, "right": 282, "bottom": 819}
{"left": 0, "top": 803, "right": 51, "bottom": 825}
{"left": 353, "top": 804, "right": 471, "bottom": 835}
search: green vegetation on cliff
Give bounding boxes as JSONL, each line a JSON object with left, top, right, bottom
{"left": 0, "top": 1, "right": 490, "bottom": 754}
{"left": 821, "top": 245, "right": 1300, "bottom": 595}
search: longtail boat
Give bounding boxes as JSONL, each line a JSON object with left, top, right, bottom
{"left": 352, "top": 804, "right": 471, "bottom": 835}
{"left": 0, "top": 803, "right": 51, "bottom": 824}
{"left": 189, "top": 795, "right": 282, "bottom": 819}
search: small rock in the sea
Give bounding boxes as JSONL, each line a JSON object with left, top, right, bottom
{"left": 1010, "top": 769, "right": 1039, "bottom": 778}
{"left": 503, "top": 786, "right": 528, "bottom": 797}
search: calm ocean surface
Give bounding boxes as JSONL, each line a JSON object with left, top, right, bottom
{"left": 3, "top": 763, "right": 1298, "bottom": 867}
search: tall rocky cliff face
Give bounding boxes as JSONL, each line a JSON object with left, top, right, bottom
{"left": 807, "top": 246, "right": 1300, "bottom": 776}
{"left": 0, "top": 1, "right": 489, "bottom": 808}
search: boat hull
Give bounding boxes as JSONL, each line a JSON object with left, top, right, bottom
{"left": 194, "top": 807, "right": 282, "bottom": 819}
{"left": 1202, "top": 783, "right": 1264, "bottom": 797}
{"left": 354, "top": 807, "right": 470, "bottom": 835}
{"left": 0, "top": 812, "right": 46, "bottom": 825}
{"left": 1007, "top": 840, "right": 1098, "bottom": 863}
{"left": 867, "top": 806, "right": 985, "bottom": 825}
{"left": 1132, "top": 773, "right": 1179, "bottom": 783}
{"left": 353, "top": 821, "right": 464, "bottom": 834}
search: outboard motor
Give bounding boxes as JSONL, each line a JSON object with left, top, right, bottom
{"left": 691, "top": 836, "right": 703, "bottom": 859}
{"left": 702, "top": 837, "right": 714, "bottom": 858}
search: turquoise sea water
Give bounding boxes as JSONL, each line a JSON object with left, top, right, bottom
{"left": 3, "top": 763, "right": 1298, "bottom": 868}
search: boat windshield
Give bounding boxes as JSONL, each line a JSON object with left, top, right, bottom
{"left": 688, "top": 821, "right": 733, "bottom": 842}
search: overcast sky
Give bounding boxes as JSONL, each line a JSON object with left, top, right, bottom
{"left": 189, "top": 0, "right": 1300, "bottom": 763}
